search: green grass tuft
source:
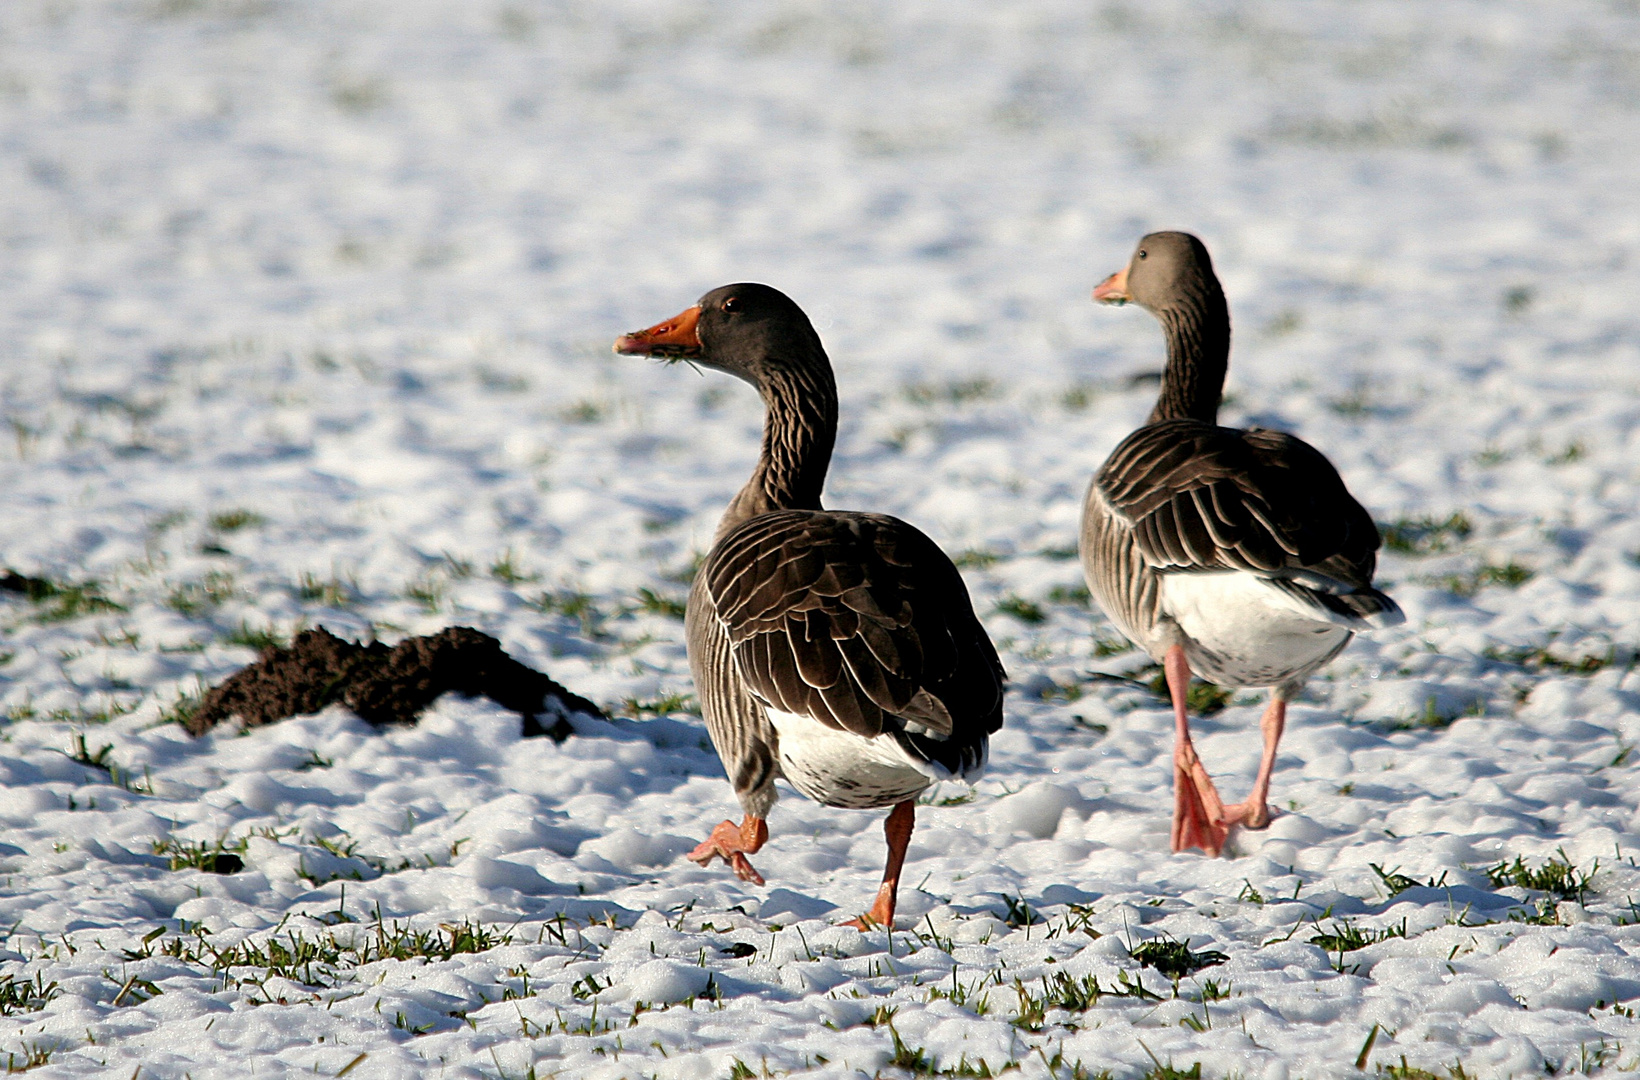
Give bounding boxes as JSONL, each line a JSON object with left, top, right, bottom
{"left": 59, "top": 727, "right": 156, "bottom": 792}
{"left": 1038, "top": 679, "right": 1084, "bottom": 704}
{"left": 1379, "top": 512, "right": 1472, "bottom": 555}
{"left": 885, "top": 1023, "right": 935, "bottom": 1073}
{"left": 527, "top": 589, "right": 606, "bottom": 637}
{"left": 166, "top": 571, "right": 237, "bottom": 617}
{"left": 1377, "top": 1057, "right": 1475, "bottom": 1080}
{"left": 621, "top": 691, "right": 701, "bottom": 718}
{"left": 122, "top": 911, "right": 515, "bottom": 992}
{"left": 1483, "top": 640, "right": 1620, "bottom": 676}
{"left": 1144, "top": 670, "right": 1231, "bottom": 714}
{"left": 953, "top": 548, "right": 1005, "bottom": 570}
{"left": 223, "top": 621, "right": 289, "bottom": 652}
{"left": 1309, "top": 918, "right": 1408, "bottom": 953}
{"left": 153, "top": 836, "right": 246, "bottom": 874}
{"left": 635, "top": 587, "right": 687, "bottom": 619}
{"left": 489, "top": 549, "right": 539, "bottom": 585}
{"left": 1385, "top": 696, "right": 1483, "bottom": 731}
{"left": 1012, "top": 968, "right": 1163, "bottom": 1031}
{"left": 0, "top": 1042, "right": 53, "bottom": 1072}
{"left": 1419, "top": 561, "right": 1533, "bottom": 598}
{"left": 1060, "top": 383, "right": 1097, "bottom": 410}
{"left": 1142, "top": 1063, "right": 1201, "bottom": 1080}
{"left": 1091, "top": 630, "right": 1134, "bottom": 657}
{"left": 1544, "top": 440, "right": 1585, "bottom": 466}
{"left": 1130, "top": 937, "right": 1228, "bottom": 980}
{"left": 1046, "top": 583, "right": 1090, "bottom": 607}
{"left": 3, "top": 574, "right": 126, "bottom": 622}
{"left": 0, "top": 973, "right": 60, "bottom": 1017}
{"left": 1485, "top": 851, "right": 1594, "bottom": 903}
{"left": 63, "top": 731, "right": 115, "bottom": 771}
{"left": 561, "top": 400, "right": 605, "bottom": 424}
{"left": 296, "top": 572, "right": 358, "bottom": 608}
{"left": 403, "top": 575, "right": 448, "bottom": 613}
{"left": 998, "top": 893, "right": 1041, "bottom": 928}
{"left": 993, "top": 595, "right": 1045, "bottom": 624}
{"left": 902, "top": 376, "right": 997, "bottom": 407}
{"left": 209, "top": 508, "right": 266, "bottom": 533}
{"left": 157, "top": 684, "right": 205, "bottom": 730}
{"left": 1370, "top": 863, "right": 1448, "bottom": 896}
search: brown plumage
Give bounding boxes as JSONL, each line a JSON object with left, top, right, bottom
{"left": 1081, "top": 232, "right": 1400, "bottom": 856}
{"left": 707, "top": 510, "right": 997, "bottom": 751}
{"left": 616, "top": 283, "right": 1004, "bottom": 928}
{"left": 1096, "top": 421, "right": 1393, "bottom": 624}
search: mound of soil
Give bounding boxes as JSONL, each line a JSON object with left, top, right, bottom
{"left": 186, "top": 625, "right": 602, "bottom": 740}
{"left": 0, "top": 570, "right": 53, "bottom": 599}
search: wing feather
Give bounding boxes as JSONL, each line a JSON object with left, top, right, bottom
{"left": 1095, "top": 419, "right": 1382, "bottom": 589}
{"left": 702, "top": 510, "right": 1005, "bottom": 764}
{"left": 791, "top": 613, "right": 842, "bottom": 684}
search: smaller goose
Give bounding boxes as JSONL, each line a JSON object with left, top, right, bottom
{"left": 1080, "top": 232, "right": 1402, "bottom": 856}
{"left": 615, "top": 284, "right": 1005, "bottom": 928}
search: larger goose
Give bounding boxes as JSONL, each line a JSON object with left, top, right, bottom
{"left": 1080, "top": 232, "right": 1402, "bottom": 856}
{"left": 614, "top": 284, "right": 1005, "bottom": 928}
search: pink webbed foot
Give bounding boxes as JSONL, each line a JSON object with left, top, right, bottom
{"left": 687, "top": 817, "right": 768, "bottom": 885}
{"left": 1172, "top": 760, "right": 1230, "bottom": 856}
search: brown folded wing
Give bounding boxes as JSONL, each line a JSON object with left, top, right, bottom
{"left": 703, "top": 509, "right": 1004, "bottom": 753}
{"left": 1095, "top": 419, "right": 1380, "bottom": 588}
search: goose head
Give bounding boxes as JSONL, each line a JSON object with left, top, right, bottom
{"left": 1092, "top": 231, "right": 1218, "bottom": 313}
{"left": 613, "top": 282, "right": 826, "bottom": 388}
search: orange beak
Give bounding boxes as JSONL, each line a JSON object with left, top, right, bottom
{"left": 1092, "top": 265, "right": 1130, "bottom": 305}
{"left": 613, "top": 306, "right": 703, "bottom": 358}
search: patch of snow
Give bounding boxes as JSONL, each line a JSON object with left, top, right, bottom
{"left": 1, "top": 0, "right": 1639, "bottom": 1076}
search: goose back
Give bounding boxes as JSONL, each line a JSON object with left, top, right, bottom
{"left": 1082, "top": 419, "right": 1400, "bottom": 678}
{"left": 1098, "top": 420, "right": 1381, "bottom": 586}
{"left": 691, "top": 508, "right": 1004, "bottom": 812}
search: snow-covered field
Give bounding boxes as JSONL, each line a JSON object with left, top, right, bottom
{"left": 3, "top": 1, "right": 1640, "bottom": 1076}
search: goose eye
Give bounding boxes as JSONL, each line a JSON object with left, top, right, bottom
{"left": 722, "top": 296, "right": 740, "bottom": 312}
{"left": 1137, "top": 249, "right": 1148, "bottom": 260}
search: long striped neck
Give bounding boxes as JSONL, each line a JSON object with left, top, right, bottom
{"left": 719, "top": 359, "right": 838, "bottom": 539}
{"left": 1149, "top": 284, "right": 1230, "bottom": 424}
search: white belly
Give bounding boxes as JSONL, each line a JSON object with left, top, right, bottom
{"left": 765, "top": 709, "right": 936, "bottom": 810}
{"left": 1159, "top": 572, "right": 1351, "bottom": 688}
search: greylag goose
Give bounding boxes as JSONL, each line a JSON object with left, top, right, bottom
{"left": 614, "top": 284, "right": 1005, "bottom": 928}
{"left": 1080, "top": 232, "right": 1402, "bottom": 856}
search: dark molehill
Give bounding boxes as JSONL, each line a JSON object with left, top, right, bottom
{"left": 0, "top": 570, "right": 54, "bottom": 599}
{"left": 186, "top": 626, "right": 602, "bottom": 740}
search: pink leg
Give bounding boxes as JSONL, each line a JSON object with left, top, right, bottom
{"left": 1221, "top": 696, "right": 1286, "bottom": 829}
{"left": 687, "top": 816, "right": 768, "bottom": 884}
{"left": 1166, "top": 645, "right": 1230, "bottom": 856}
{"left": 843, "top": 800, "right": 916, "bottom": 930}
